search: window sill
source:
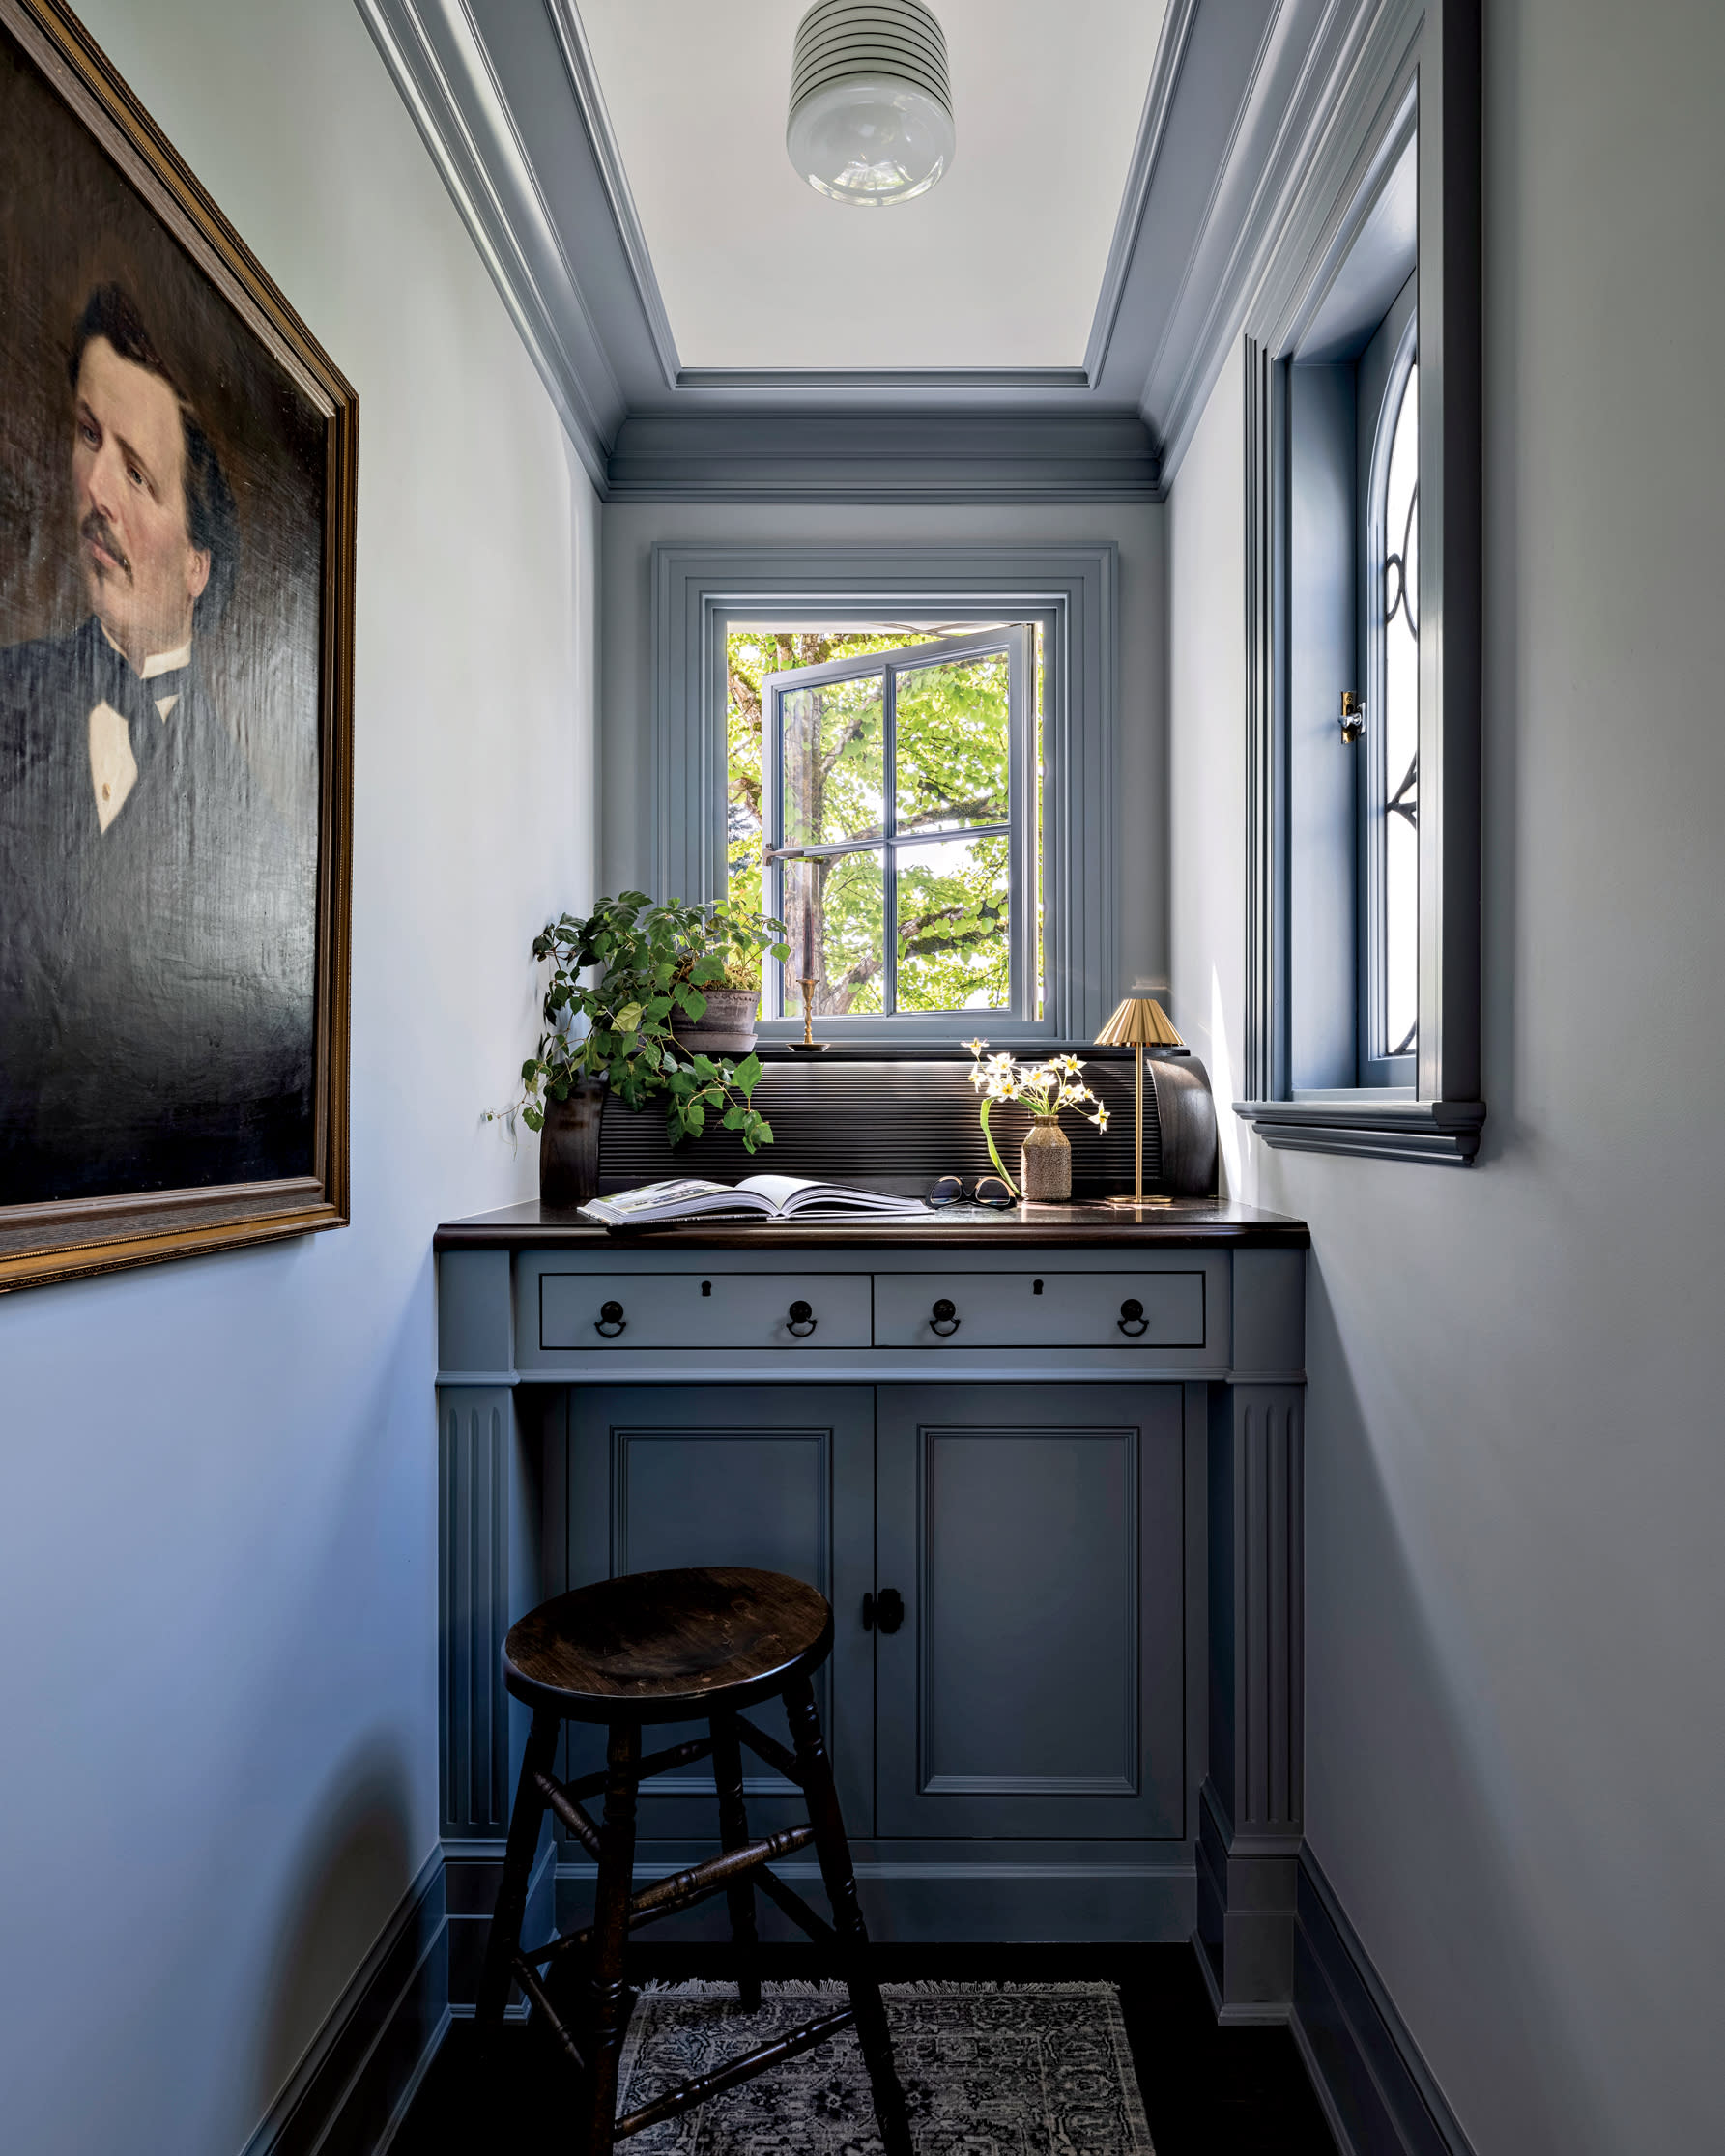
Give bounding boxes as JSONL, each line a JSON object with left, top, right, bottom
{"left": 1233, "top": 1096, "right": 1484, "bottom": 1166}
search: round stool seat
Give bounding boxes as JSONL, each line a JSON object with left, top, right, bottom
{"left": 503, "top": 1566, "right": 834, "bottom": 1723}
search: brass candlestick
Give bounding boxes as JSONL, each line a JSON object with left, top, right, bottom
{"left": 1095, "top": 993, "right": 1184, "bottom": 1206}
{"left": 788, "top": 976, "right": 830, "bottom": 1054}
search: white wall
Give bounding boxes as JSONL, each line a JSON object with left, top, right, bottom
{"left": 0, "top": 4, "right": 597, "bottom": 2151}
{"left": 1168, "top": 2, "right": 1725, "bottom": 2148}
{"left": 600, "top": 500, "right": 1169, "bottom": 998}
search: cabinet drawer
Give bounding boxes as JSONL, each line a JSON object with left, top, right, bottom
{"left": 538, "top": 1270, "right": 871, "bottom": 1351}
{"left": 872, "top": 1270, "right": 1206, "bottom": 1349}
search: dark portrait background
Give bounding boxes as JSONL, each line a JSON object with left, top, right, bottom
{"left": 0, "top": 16, "right": 327, "bottom": 1203}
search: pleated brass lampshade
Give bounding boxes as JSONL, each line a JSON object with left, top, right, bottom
{"left": 1095, "top": 994, "right": 1183, "bottom": 1203}
{"left": 1096, "top": 994, "right": 1183, "bottom": 1050}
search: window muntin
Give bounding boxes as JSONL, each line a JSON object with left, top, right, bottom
{"left": 1365, "top": 321, "right": 1419, "bottom": 1079}
{"left": 736, "top": 625, "right": 1038, "bottom": 1022}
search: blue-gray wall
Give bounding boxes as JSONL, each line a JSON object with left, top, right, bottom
{"left": 1167, "top": 0, "right": 1725, "bottom": 2146}
{"left": 0, "top": 2, "right": 597, "bottom": 2149}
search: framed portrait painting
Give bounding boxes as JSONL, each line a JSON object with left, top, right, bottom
{"left": 0, "top": 0, "right": 355, "bottom": 1291}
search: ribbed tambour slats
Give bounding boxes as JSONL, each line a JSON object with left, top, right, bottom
{"left": 598, "top": 1059, "right": 1163, "bottom": 1198}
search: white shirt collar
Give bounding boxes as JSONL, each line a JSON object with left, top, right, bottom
{"left": 99, "top": 620, "right": 192, "bottom": 680}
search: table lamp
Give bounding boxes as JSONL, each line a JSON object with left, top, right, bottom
{"left": 1095, "top": 992, "right": 1184, "bottom": 1206}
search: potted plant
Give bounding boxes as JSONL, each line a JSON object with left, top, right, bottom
{"left": 513, "top": 893, "right": 790, "bottom": 1205}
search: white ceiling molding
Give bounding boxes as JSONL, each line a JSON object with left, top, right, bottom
{"left": 356, "top": 0, "right": 1395, "bottom": 500}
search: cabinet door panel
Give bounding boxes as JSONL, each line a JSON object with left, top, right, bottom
{"left": 563, "top": 1386, "right": 873, "bottom": 1836}
{"left": 877, "top": 1383, "right": 1184, "bottom": 1839}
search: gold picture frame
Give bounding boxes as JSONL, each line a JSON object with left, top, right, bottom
{"left": 0, "top": 0, "right": 355, "bottom": 1291}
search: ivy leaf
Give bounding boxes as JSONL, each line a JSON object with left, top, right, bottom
{"left": 614, "top": 1001, "right": 644, "bottom": 1034}
{"left": 733, "top": 1051, "right": 762, "bottom": 1096}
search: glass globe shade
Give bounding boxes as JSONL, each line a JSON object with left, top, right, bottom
{"left": 786, "top": 75, "right": 955, "bottom": 206}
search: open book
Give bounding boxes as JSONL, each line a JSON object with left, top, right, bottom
{"left": 578, "top": 1174, "right": 927, "bottom": 1228}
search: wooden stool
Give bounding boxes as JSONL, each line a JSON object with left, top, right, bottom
{"left": 476, "top": 1566, "right": 913, "bottom": 2156}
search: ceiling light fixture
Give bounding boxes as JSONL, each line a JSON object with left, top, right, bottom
{"left": 786, "top": 0, "right": 955, "bottom": 208}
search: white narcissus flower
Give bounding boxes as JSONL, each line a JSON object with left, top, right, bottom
{"left": 1058, "top": 1053, "right": 1083, "bottom": 1075}
{"left": 964, "top": 1036, "right": 989, "bottom": 1058}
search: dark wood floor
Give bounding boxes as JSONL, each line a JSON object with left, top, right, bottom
{"left": 393, "top": 1942, "right": 1337, "bottom": 2155}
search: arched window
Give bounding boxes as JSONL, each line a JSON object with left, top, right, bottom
{"left": 1366, "top": 323, "right": 1419, "bottom": 1074}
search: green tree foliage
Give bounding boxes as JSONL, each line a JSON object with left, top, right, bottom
{"left": 728, "top": 629, "right": 1036, "bottom": 1016}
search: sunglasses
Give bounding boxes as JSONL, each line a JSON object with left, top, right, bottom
{"left": 925, "top": 1175, "right": 1018, "bottom": 1211}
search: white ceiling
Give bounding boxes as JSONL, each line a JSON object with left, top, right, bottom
{"left": 576, "top": 0, "right": 1171, "bottom": 372}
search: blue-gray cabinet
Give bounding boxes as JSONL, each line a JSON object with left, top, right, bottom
{"left": 557, "top": 1384, "right": 873, "bottom": 1834}
{"left": 436, "top": 1207, "right": 1308, "bottom": 2011}
{"left": 550, "top": 1381, "right": 1185, "bottom": 1852}
{"left": 875, "top": 1384, "right": 1185, "bottom": 1841}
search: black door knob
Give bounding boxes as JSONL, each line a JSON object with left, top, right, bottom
{"left": 594, "top": 1299, "right": 626, "bottom": 1337}
{"left": 1117, "top": 1296, "right": 1148, "bottom": 1337}
{"left": 787, "top": 1299, "right": 817, "bottom": 1337}
{"left": 863, "top": 1588, "right": 906, "bottom": 1634}
{"left": 930, "top": 1297, "right": 960, "bottom": 1337}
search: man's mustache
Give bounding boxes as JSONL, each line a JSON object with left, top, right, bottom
{"left": 80, "top": 509, "right": 131, "bottom": 581}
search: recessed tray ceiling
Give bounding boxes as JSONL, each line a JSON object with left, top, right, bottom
{"left": 577, "top": 0, "right": 1170, "bottom": 372}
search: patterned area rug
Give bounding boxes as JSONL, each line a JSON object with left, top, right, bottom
{"left": 616, "top": 1980, "right": 1156, "bottom": 2155}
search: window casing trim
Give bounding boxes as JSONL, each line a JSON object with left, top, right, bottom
{"left": 1236, "top": 0, "right": 1482, "bottom": 1167}
{"left": 651, "top": 543, "right": 1119, "bottom": 1044}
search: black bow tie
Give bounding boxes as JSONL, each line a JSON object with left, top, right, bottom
{"left": 89, "top": 633, "right": 188, "bottom": 782}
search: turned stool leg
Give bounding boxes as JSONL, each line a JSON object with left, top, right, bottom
{"left": 584, "top": 1720, "right": 642, "bottom": 2156}
{"left": 784, "top": 1676, "right": 914, "bottom": 2156}
{"left": 710, "top": 1711, "right": 763, "bottom": 2012}
{"left": 476, "top": 1710, "right": 561, "bottom": 2056}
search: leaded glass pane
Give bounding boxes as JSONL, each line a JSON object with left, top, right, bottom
{"left": 1382, "top": 360, "right": 1419, "bottom": 1061}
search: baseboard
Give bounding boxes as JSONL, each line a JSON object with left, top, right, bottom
{"left": 444, "top": 1833, "right": 557, "bottom": 2013}
{"left": 1289, "top": 1848, "right": 1477, "bottom": 2156}
{"left": 239, "top": 1843, "right": 447, "bottom": 2156}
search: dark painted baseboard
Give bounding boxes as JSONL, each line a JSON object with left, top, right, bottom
{"left": 1288, "top": 1849, "right": 1476, "bottom": 2156}
{"left": 239, "top": 1845, "right": 448, "bottom": 2156}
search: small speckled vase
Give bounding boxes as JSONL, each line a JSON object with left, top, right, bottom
{"left": 1020, "top": 1115, "right": 1072, "bottom": 1202}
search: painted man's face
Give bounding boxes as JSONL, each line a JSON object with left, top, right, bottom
{"left": 72, "top": 334, "right": 210, "bottom": 667}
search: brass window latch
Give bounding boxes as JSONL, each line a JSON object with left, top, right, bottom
{"left": 1340, "top": 690, "right": 1365, "bottom": 743}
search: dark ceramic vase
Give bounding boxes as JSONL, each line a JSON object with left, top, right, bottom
{"left": 538, "top": 1077, "right": 607, "bottom": 1208}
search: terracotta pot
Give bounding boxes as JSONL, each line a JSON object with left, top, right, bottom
{"left": 1020, "top": 1114, "right": 1072, "bottom": 1202}
{"left": 673, "top": 988, "right": 760, "bottom": 1057}
{"left": 538, "top": 1076, "right": 607, "bottom": 1207}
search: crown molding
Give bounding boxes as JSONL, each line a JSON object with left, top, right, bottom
{"left": 1144, "top": 0, "right": 1402, "bottom": 489}
{"left": 540, "top": 0, "right": 682, "bottom": 390}
{"left": 360, "top": 0, "right": 1386, "bottom": 502}
{"left": 1083, "top": 0, "right": 1200, "bottom": 385}
{"left": 609, "top": 410, "right": 1160, "bottom": 503}
{"left": 356, "top": 0, "right": 622, "bottom": 488}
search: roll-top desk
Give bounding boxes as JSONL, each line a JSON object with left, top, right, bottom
{"left": 434, "top": 1199, "right": 1308, "bottom": 2024}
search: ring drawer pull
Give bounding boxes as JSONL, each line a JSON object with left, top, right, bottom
{"left": 787, "top": 1299, "right": 817, "bottom": 1338}
{"left": 594, "top": 1299, "right": 626, "bottom": 1338}
{"left": 930, "top": 1297, "right": 960, "bottom": 1337}
{"left": 1117, "top": 1297, "right": 1148, "bottom": 1337}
